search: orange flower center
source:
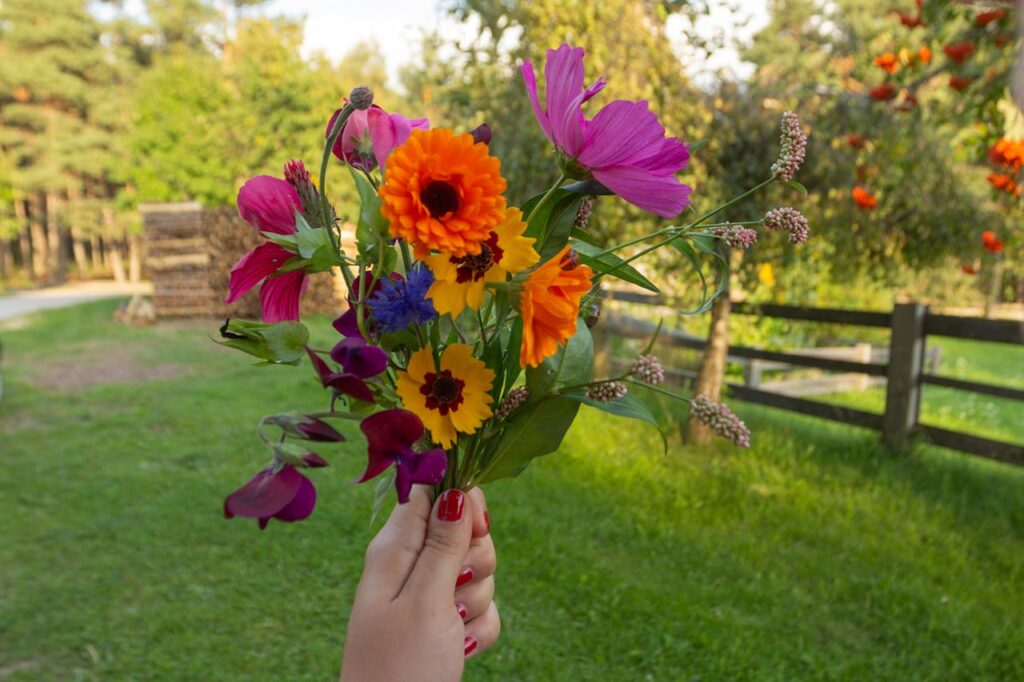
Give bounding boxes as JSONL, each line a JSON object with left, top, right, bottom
{"left": 420, "top": 370, "right": 465, "bottom": 415}
{"left": 420, "top": 180, "right": 460, "bottom": 219}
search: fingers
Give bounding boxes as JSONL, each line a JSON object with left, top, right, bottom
{"left": 463, "top": 601, "right": 501, "bottom": 658}
{"left": 358, "top": 485, "right": 432, "bottom": 599}
{"left": 455, "top": 574, "right": 494, "bottom": 622}
{"left": 467, "top": 486, "right": 490, "bottom": 539}
{"left": 402, "top": 489, "right": 474, "bottom": 604}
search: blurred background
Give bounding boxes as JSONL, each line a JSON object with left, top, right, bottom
{"left": 1, "top": 1, "right": 1022, "bottom": 680}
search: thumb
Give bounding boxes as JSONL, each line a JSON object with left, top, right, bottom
{"left": 401, "top": 489, "right": 473, "bottom": 604}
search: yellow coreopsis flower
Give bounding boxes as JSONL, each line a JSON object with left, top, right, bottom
{"left": 425, "top": 208, "right": 540, "bottom": 316}
{"left": 395, "top": 343, "right": 495, "bottom": 448}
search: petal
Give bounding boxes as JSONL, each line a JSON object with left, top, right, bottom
{"left": 401, "top": 448, "right": 447, "bottom": 488}
{"left": 543, "top": 44, "right": 587, "bottom": 155}
{"left": 330, "top": 338, "right": 388, "bottom": 378}
{"left": 238, "top": 176, "right": 301, "bottom": 235}
{"left": 393, "top": 459, "right": 414, "bottom": 503}
{"left": 225, "top": 242, "right": 291, "bottom": 304}
{"left": 272, "top": 473, "right": 317, "bottom": 523}
{"left": 224, "top": 465, "right": 303, "bottom": 520}
{"left": 520, "top": 59, "right": 552, "bottom": 141}
{"left": 591, "top": 165, "right": 693, "bottom": 219}
{"left": 577, "top": 100, "right": 670, "bottom": 170}
{"left": 306, "top": 346, "right": 334, "bottom": 387}
{"left": 328, "top": 373, "right": 375, "bottom": 403}
{"left": 360, "top": 409, "right": 425, "bottom": 461}
{"left": 259, "top": 269, "right": 307, "bottom": 323}
{"left": 296, "top": 417, "right": 345, "bottom": 442}
{"left": 405, "top": 347, "right": 436, "bottom": 384}
{"left": 333, "top": 309, "right": 361, "bottom": 337}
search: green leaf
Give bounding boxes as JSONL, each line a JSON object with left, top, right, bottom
{"left": 370, "top": 468, "right": 397, "bottom": 527}
{"left": 521, "top": 189, "right": 585, "bottom": 259}
{"left": 670, "top": 236, "right": 728, "bottom": 315}
{"left": 476, "top": 396, "right": 581, "bottom": 484}
{"left": 562, "top": 391, "right": 668, "bottom": 454}
{"left": 273, "top": 441, "right": 314, "bottom": 467}
{"left": 214, "top": 319, "right": 309, "bottom": 365}
{"left": 350, "top": 168, "right": 389, "bottom": 259}
{"left": 502, "top": 316, "right": 524, "bottom": 392}
{"left": 261, "top": 230, "right": 298, "bottom": 250}
{"left": 525, "top": 317, "right": 592, "bottom": 397}
{"left": 786, "top": 179, "right": 809, "bottom": 196}
{"left": 294, "top": 210, "right": 333, "bottom": 261}
{"left": 572, "top": 239, "right": 659, "bottom": 293}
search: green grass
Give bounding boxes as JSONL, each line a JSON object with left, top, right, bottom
{"left": 2, "top": 301, "right": 1023, "bottom": 681}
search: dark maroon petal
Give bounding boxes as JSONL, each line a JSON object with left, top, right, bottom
{"left": 394, "top": 459, "right": 414, "bottom": 504}
{"left": 306, "top": 347, "right": 334, "bottom": 387}
{"left": 468, "top": 123, "right": 492, "bottom": 145}
{"left": 296, "top": 418, "right": 345, "bottom": 442}
{"left": 333, "top": 309, "right": 361, "bottom": 337}
{"left": 272, "top": 473, "right": 317, "bottom": 523}
{"left": 224, "top": 465, "right": 303, "bottom": 520}
{"left": 327, "top": 373, "right": 375, "bottom": 403}
{"left": 259, "top": 269, "right": 306, "bottom": 323}
{"left": 404, "top": 448, "right": 448, "bottom": 487}
{"left": 331, "top": 338, "right": 388, "bottom": 378}
{"left": 356, "top": 447, "right": 396, "bottom": 484}
{"left": 360, "top": 409, "right": 424, "bottom": 456}
{"left": 301, "top": 453, "right": 330, "bottom": 468}
{"left": 225, "top": 243, "right": 291, "bottom": 304}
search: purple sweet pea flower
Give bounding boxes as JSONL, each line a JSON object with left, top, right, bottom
{"left": 333, "top": 271, "right": 390, "bottom": 339}
{"left": 224, "top": 464, "right": 318, "bottom": 529}
{"left": 521, "top": 44, "right": 692, "bottom": 218}
{"left": 225, "top": 176, "right": 308, "bottom": 323}
{"left": 327, "top": 104, "right": 428, "bottom": 172}
{"left": 358, "top": 409, "right": 447, "bottom": 504}
{"left": 295, "top": 416, "right": 346, "bottom": 443}
{"left": 330, "top": 337, "right": 389, "bottom": 378}
{"left": 306, "top": 345, "right": 385, "bottom": 404}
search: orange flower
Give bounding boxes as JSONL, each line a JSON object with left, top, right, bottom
{"left": 988, "top": 139, "right": 1024, "bottom": 170}
{"left": 918, "top": 46, "right": 932, "bottom": 64}
{"left": 874, "top": 52, "right": 900, "bottom": 74}
{"left": 869, "top": 84, "right": 896, "bottom": 101}
{"left": 851, "top": 186, "right": 878, "bottom": 210}
{"left": 518, "top": 247, "right": 593, "bottom": 368}
{"left": 975, "top": 9, "right": 1005, "bottom": 28}
{"left": 948, "top": 76, "right": 972, "bottom": 92}
{"left": 960, "top": 263, "right": 978, "bottom": 275}
{"left": 986, "top": 173, "right": 1020, "bottom": 196}
{"left": 380, "top": 128, "right": 507, "bottom": 259}
{"left": 943, "top": 42, "right": 975, "bottom": 65}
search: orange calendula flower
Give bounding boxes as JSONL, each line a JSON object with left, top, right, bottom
{"left": 395, "top": 343, "right": 494, "bottom": 448}
{"left": 918, "top": 46, "right": 932, "bottom": 64}
{"left": 988, "top": 138, "right": 1024, "bottom": 170}
{"left": 380, "top": 128, "right": 507, "bottom": 259}
{"left": 851, "top": 186, "right": 878, "bottom": 210}
{"left": 987, "top": 173, "right": 1021, "bottom": 196}
{"left": 426, "top": 207, "right": 539, "bottom": 316}
{"left": 519, "top": 247, "right": 593, "bottom": 368}
{"left": 874, "top": 53, "right": 899, "bottom": 74}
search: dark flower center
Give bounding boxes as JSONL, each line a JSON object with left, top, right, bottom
{"left": 453, "top": 234, "right": 504, "bottom": 283}
{"left": 421, "top": 180, "right": 460, "bottom": 219}
{"left": 420, "top": 370, "right": 466, "bottom": 416}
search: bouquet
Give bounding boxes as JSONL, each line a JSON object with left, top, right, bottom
{"left": 218, "top": 45, "right": 809, "bottom": 528}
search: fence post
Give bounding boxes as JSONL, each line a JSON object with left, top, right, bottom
{"left": 883, "top": 302, "right": 928, "bottom": 451}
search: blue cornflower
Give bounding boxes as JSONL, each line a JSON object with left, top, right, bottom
{"left": 367, "top": 266, "right": 437, "bottom": 334}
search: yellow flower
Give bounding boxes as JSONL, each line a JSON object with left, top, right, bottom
{"left": 395, "top": 344, "right": 495, "bottom": 448}
{"left": 758, "top": 262, "right": 775, "bottom": 288}
{"left": 426, "top": 208, "right": 540, "bottom": 316}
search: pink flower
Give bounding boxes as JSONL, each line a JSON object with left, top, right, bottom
{"left": 224, "top": 176, "right": 307, "bottom": 323}
{"left": 521, "top": 44, "right": 692, "bottom": 218}
{"left": 327, "top": 104, "right": 428, "bottom": 172}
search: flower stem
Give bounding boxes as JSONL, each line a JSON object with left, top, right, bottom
{"left": 526, "top": 173, "right": 567, "bottom": 228}
{"left": 685, "top": 176, "right": 776, "bottom": 230}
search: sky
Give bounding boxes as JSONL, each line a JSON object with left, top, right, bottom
{"left": 265, "top": 0, "right": 770, "bottom": 89}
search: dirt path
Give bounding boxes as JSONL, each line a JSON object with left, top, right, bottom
{"left": 0, "top": 281, "right": 151, "bottom": 322}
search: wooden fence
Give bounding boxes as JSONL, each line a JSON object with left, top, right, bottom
{"left": 600, "top": 290, "right": 1024, "bottom": 466}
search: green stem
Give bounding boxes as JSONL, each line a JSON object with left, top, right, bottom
{"left": 526, "top": 173, "right": 567, "bottom": 227}
{"left": 592, "top": 234, "right": 677, "bottom": 283}
{"left": 685, "top": 176, "right": 776, "bottom": 230}
{"left": 624, "top": 378, "right": 692, "bottom": 403}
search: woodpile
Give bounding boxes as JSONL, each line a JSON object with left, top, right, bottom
{"left": 141, "top": 203, "right": 352, "bottom": 319}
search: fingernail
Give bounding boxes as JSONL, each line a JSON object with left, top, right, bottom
{"left": 456, "top": 566, "right": 473, "bottom": 587}
{"left": 484, "top": 510, "right": 490, "bottom": 532}
{"left": 437, "top": 489, "right": 465, "bottom": 522}
{"left": 456, "top": 603, "right": 468, "bottom": 620}
{"left": 464, "top": 636, "right": 478, "bottom": 657}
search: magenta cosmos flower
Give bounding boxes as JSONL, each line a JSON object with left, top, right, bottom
{"left": 224, "top": 463, "right": 319, "bottom": 529}
{"left": 521, "top": 44, "right": 692, "bottom": 218}
{"left": 225, "top": 176, "right": 306, "bottom": 323}
{"left": 328, "top": 104, "right": 428, "bottom": 172}
{"left": 358, "top": 409, "right": 447, "bottom": 504}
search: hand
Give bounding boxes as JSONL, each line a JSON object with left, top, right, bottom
{"left": 340, "top": 486, "right": 499, "bottom": 682}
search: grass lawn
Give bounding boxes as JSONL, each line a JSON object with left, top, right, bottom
{"left": 2, "top": 300, "right": 1023, "bottom": 681}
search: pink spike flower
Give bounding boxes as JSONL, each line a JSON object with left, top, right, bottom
{"left": 224, "top": 175, "right": 307, "bottom": 323}
{"left": 521, "top": 44, "right": 692, "bottom": 218}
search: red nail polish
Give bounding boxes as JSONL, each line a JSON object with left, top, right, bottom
{"left": 464, "top": 636, "right": 478, "bottom": 657}
{"left": 437, "top": 489, "right": 465, "bottom": 522}
{"left": 484, "top": 510, "right": 490, "bottom": 532}
{"left": 456, "top": 566, "right": 473, "bottom": 587}
{"left": 456, "top": 603, "right": 468, "bottom": 620}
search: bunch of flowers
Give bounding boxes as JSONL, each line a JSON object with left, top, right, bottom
{"left": 216, "top": 45, "right": 809, "bottom": 527}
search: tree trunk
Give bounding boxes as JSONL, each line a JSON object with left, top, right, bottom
{"left": 46, "top": 191, "right": 66, "bottom": 284}
{"left": 14, "top": 196, "right": 30, "bottom": 276}
{"left": 983, "top": 257, "right": 1003, "bottom": 319}
{"left": 70, "top": 226, "right": 90, "bottom": 278}
{"left": 128, "top": 232, "right": 143, "bottom": 283}
{"left": 685, "top": 275, "right": 733, "bottom": 445}
{"left": 109, "top": 239, "right": 127, "bottom": 283}
{"left": 0, "top": 240, "right": 11, "bottom": 279}
{"left": 28, "top": 193, "right": 49, "bottom": 282}
{"left": 90, "top": 234, "right": 103, "bottom": 272}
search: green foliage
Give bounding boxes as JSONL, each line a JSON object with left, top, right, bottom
{"left": 214, "top": 318, "right": 309, "bottom": 365}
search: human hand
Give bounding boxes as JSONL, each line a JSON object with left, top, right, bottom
{"left": 340, "top": 486, "right": 499, "bottom": 682}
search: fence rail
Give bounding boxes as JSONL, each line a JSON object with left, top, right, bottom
{"left": 600, "top": 292, "right": 1024, "bottom": 466}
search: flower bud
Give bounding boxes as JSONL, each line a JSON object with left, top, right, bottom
{"left": 469, "top": 123, "right": 492, "bottom": 145}
{"left": 690, "top": 395, "right": 750, "bottom": 447}
{"left": 349, "top": 86, "right": 374, "bottom": 110}
{"left": 586, "top": 380, "right": 628, "bottom": 403}
{"left": 573, "top": 196, "right": 595, "bottom": 229}
{"left": 584, "top": 302, "right": 601, "bottom": 329}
